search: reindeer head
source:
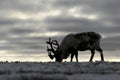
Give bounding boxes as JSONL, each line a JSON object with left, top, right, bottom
{"left": 46, "top": 38, "right": 63, "bottom": 62}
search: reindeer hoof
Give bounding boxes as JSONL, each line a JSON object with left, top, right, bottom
{"left": 89, "top": 60, "right": 93, "bottom": 62}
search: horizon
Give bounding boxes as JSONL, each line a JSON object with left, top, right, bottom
{"left": 0, "top": 0, "right": 120, "bottom": 62}
{"left": 0, "top": 50, "right": 120, "bottom": 62}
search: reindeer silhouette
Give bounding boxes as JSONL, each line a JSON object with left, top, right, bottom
{"left": 46, "top": 32, "right": 104, "bottom": 62}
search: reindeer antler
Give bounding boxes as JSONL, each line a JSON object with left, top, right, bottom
{"left": 51, "top": 40, "right": 59, "bottom": 52}
{"left": 47, "top": 46, "right": 54, "bottom": 59}
{"left": 46, "top": 38, "right": 59, "bottom": 60}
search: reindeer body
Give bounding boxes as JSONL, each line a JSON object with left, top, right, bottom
{"left": 47, "top": 32, "right": 104, "bottom": 62}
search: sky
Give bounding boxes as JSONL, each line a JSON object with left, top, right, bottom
{"left": 0, "top": 0, "right": 120, "bottom": 62}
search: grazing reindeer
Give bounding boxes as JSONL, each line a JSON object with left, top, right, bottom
{"left": 46, "top": 32, "right": 104, "bottom": 62}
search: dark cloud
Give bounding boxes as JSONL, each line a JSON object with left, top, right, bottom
{"left": 102, "top": 36, "right": 120, "bottom": 50}
{"left": 0, "top": 35, "right": 47, "bottom": 54}
{"left": 53, "top": 0, "right": 120, "bottom": 13}
{"left": 52, "top": 0, "right": 120, "bottom": 26}
{"left": 10, "top": 27, "right": 35, "bottom": 34}
{"left": 45, "top": 16, "right": 120, "bottom": 33}
{"left": 0, "top": 0, "right": 53, "bottom": 12}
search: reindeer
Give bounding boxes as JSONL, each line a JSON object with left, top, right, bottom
{"left": 46, "top": 32, "right": 104, "bottom": 62}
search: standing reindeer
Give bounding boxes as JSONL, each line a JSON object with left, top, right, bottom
{"left": 46, "top": 32, "right": 104, "bottom": 62}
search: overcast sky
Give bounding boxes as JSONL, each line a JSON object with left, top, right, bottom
{"left": 0, "top": 0, "right": 120, "bottom": 55}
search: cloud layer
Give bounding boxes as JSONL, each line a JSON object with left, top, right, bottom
{"left": 0, "top": 0, "right": 120, "bottom": 55}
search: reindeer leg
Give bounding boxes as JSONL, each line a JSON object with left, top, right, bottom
{"left": 96, "top": 48, "right": 104, "bottom": 61}
{"left": 89, "top": 49, "right": 95, "bottom": 62}
{"left": 75, "top": 51, "right": 78, "bottom": 62}
{"left": 71, "top": 53, "right": 74, "bottom": 62}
